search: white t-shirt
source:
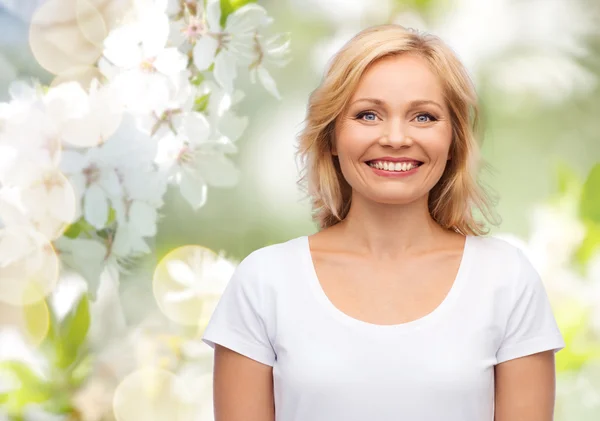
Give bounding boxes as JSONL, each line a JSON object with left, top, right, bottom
{"left": 201, "top": 234, "right": 565, "bottom": 421}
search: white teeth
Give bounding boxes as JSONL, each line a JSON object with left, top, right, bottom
{"left": 368, "top": 161, "right": 419, "bottom": 172}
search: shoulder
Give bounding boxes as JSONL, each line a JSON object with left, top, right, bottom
{"left": 469, "top": 234, "right": 544, "bottom": 297}
{"left": 232, "top": 235, "right": 306, "bottom": 288}
{"left": 469, "top": 234, "right": 529, "bottom": 270}
{"left": 238, "top": 235, "right": 304, "bottom": 269}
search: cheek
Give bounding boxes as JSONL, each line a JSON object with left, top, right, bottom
{"left": 417, "top": 125, "right": 453, "bottom": 155}
{"left": 336, "top": 121, "right": 377, "bottom": 152}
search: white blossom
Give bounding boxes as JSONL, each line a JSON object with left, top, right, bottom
{"left": 187, "top": 0, "right": 273, "bottom": 93}
{"left": 60, "top": 148, "right": 122, "bottom": 230}
{"left": 46, "top": 80, "right": 123, "bottom": 148}
{"left": 101, "top": 8, "right": 188, "bottom": 114}
{"left": 248, "top": 32, "right": 291, "bottom": 100}
{"left": 155, "top": 111, "right": 238, "bottom": 210}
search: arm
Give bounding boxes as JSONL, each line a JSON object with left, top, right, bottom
{"left": 213, "top": 344, "right": 275, "bottom": 421}
{"left": 494, "top": 350, "right": 557, "bottom": 421}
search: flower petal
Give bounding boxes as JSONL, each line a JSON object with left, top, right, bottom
{"left": 99, "top": 169, "right": 122, "bottom": 197}
{"left": 60, "top": 150, "right": 87, "bottom": 173}
{"left": 168, "top": 20, "right": 186, "bottom": 47}
{"left": 179, "top": 171, "right": 207, "bottom": 210}
{"left": 154, "top": 47, "right": 188, "bottom": 76}
{"left": 192, "top": 35, "right": 219, "bottom": 71}
{"left": 84, "top": 184, "right": 109, "bottom": 229}
{"left": 257, "top": 66, "right": 281, "bottom": 100}
{"left": 139, "top": 11, "right": 170, "bottom": 58}
{"left": 206, "top": 0, "right": 222, "bottom": 31}
{"left": 183, "top": 112, "right": 211, "bottom": 144}
{"left": 103, "top": 25, "right": 142, "bottom": 69}
{"left": 213, "top": 51, "right": 238, "bottom": 93}
{"left": 218, "top": 112, "right": 248, "bottom": 142}
{"left": 129, "top": 201, "right": 157, "bottom": 237}
{"left": 226, "top": 4, "right": 270, "bottom": 34}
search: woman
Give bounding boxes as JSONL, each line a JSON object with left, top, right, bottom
{"left": 201, "top": 24, "right": 565, "bottom": 421}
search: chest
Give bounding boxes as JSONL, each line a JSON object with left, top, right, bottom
{"left": 272, "top": 317, "right": 498, "bottom": 420}
{"left": 310, "top": 250, "right": 463, "bottom": 325}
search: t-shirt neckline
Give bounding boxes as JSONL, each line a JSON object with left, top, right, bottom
{"left": 300, "top": 234, "right": 473, "bottom": 333}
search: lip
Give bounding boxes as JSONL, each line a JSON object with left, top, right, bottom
{"left": 365, "top": 156, "right": 424, "bottom": 164}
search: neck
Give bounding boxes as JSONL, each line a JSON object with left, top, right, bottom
{"left": 335, "top": 192, "right": 455, "bottom": 259}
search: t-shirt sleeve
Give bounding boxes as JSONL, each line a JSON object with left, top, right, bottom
{"left": 495, "top": 248, "right": 566, "bottom": 364}
{"left": 201, "top": 251, "right": 276, "bottom": 367}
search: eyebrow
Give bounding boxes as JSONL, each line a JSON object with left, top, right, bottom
{"left": 351, "top": 98, "right": 444, "bottom": 111}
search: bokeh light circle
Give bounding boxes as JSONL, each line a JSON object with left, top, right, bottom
{"left": 29, "top": 0, "right": 104, "bottom": 75}
{"left": 20, "top": 282, "right": 51, "bottom": 347}
{"left": 153, "top": 245, "right": 231, "bottom": 327}
{"left": 50, "top": 65, "right": 105, "bottom": 91}
{"left": 22, "top": 170, "right": 78, "bottom": 241}
{"left": 113, "top": 367, "right": 196, "bottom": 421}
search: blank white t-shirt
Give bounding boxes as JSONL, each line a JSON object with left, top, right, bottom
{"left": 201, "top": 234, "right": 565, "bottom": 421}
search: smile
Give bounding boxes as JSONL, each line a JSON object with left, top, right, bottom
{"left": 365, "top": 161, "right": 423, "bottom": 177}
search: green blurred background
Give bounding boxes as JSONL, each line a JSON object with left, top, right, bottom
{"left": 0, "top": 0, "right": 599, "bottom": 420}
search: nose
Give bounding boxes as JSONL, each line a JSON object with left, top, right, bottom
{"left": 378, "top": 117, "right": 413, "bottom": 148}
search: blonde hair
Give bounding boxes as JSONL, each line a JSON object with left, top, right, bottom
{"left": 295, "top": 24, "right": 500, "bottom": 235}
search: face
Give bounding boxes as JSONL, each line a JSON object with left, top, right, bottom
{"left": 333, "top": 53, "right": 453, "bottom": 205}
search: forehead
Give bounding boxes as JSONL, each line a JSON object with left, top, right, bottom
{"left": 351, "top": 54, "right": 445, "bottom": 104}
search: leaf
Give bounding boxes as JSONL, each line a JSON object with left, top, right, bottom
{"left": 574, "top": 221, "right": 600, "bottom": 268}
{"left": 190, "top": 73, "right": 205, "bottom": 86}
{"left": 219, "top": 0, "right": 257, "bottom": 27}
{"left": 555, "top": 161, "right": 582, "bottom": 197}
{"left": 69, "top": 353, "right": 94, "bottom": 388}
{"left": 393, "top": 0, "right": 439, "bottom": 14}
{"left": 56, "top": 294, "right": 91, "bottom": 369}
{"left": 63, "top": 217, "right": 97, "bottom": 239}
{"left": 193, "top": 93, "right": 211, "bottom": 112}
{"left": 0, "top": 361, "right": 44, "bottom": 389}
{"left": 580, "top": 163, "right": 600, "bottom": 223}
{"left": 554, "top": 299, "right": 600, "bottom": 372}
{"left": 62, "top": 222, "right": 82, "bottom": 239}
{"left": 0, "top": 361, "right": 53, "bottom": 418}
{"left": 107, "top": 206, "right": 117, "bottom": 225}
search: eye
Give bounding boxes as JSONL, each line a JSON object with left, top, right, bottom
{"left": 415, "top": 113, "right": 437, "bottom": 123}
{"left": 355, "top": 111, "right": 379, "bottom": 122}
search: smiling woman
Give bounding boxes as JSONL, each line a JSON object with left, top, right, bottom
{"left": 202, "top": 24, "right": 565, "bottom": 421}
{"left": 295, "top": 26, "right": 501, "bottom": 234}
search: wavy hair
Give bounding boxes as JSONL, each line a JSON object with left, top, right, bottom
{"left": 295, "top": 24, "right": 500, "bottom": 235}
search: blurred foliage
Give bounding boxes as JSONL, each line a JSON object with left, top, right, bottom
{"left": 556, "top": 162, "right": 600, "bottom": 272}
{"left": 0, "top": 294, "right": 93, "bottom": 419}
{"left": 555, "top": 299, "right": 600, "bottom": 372}
{"left": 550, "top": 163, "right": 600, "bottom": 374}
{"left": 0, "top": 0, "right": 599, "bottom": 419}
{"left": 578, "top": 164, "right": 600, "bottom": 267}
{"left": 220, "top": 0, "right": 257, "bottom": 26}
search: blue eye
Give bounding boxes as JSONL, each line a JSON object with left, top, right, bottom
{"left": 415, "top": 113, "right": 437, "bottom": 123}
{"left": 356, "top": 111, "right": 378, "bottom": 121}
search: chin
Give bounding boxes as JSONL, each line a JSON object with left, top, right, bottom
{"left": 365, "top": 192, "right": 422, "bottom": 206}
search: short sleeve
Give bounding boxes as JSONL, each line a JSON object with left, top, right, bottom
{"left": 496, "top": 248, "right": 566, "bottom": 364}
{"left": 201, "top": 252, "right": 276, "bottom": 366}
